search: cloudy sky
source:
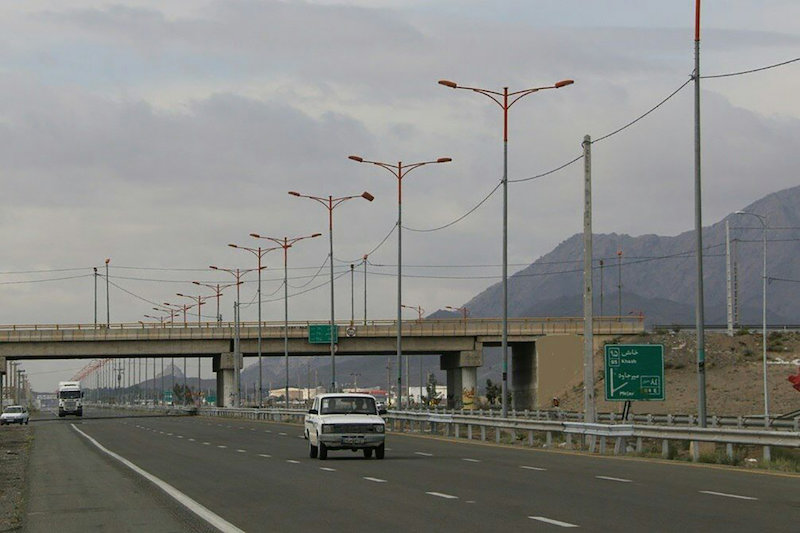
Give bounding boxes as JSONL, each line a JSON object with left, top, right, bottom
{"left": 3, "top": 1, "right": 799, "bottom": 390}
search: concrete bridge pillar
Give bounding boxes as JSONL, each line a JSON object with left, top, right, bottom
{"left": 213, "top": 352, "right": 240, "bottom": 407}
{"left": 441, "top": 349, "right": 481, "bottom": 409}
{"left": 512, "top": 342, "right": 536, "bottom": 411}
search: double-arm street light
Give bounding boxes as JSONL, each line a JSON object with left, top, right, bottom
{"left": 735, "top": 211, "right": 769, "bottom": 428}
{"left": 177, "top": 292, "right": 211, "bottom": 403}
{"left": 209, "top": 265, "right": 260, "bottom": 407}
{"left": 289, "top": 190, "right": 374, "bottom": 392}
{"left": 250, "top": 232, "right": 322, "bottom": 407}
{"left": 348, "top": 155, "right": 451, "bottom": 409}
{"left": 228, "top": 244, "right": 281, "bottom": 407}
{"left": 192, "top": 281, "right": 238, "bottom": 323}
{"left": 438, "top": 78, "right": 574, "bottom": 416}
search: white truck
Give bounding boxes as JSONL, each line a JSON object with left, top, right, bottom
{"left": 304, "top": 393, "right": 386, "bottom": 460}
{"left": 57, "top": 381, "right": 83, "bottom": 417}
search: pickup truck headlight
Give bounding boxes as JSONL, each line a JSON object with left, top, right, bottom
{"left": 374, "top": 424, "right": 385, "bottom": 433}
{"left": 321, "top": 424, "right": 335, "bottom": 434}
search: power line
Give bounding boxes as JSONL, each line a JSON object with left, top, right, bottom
{"left": 701, "top": 56, "right": 800, "bottom": 79}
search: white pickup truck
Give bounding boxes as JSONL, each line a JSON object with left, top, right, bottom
{"left": 304, "top": 393, "right": 386, "bottom": 460}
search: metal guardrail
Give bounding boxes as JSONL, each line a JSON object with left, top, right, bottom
{"left": 194, "top": 406, "right": 799, "bottom": 463}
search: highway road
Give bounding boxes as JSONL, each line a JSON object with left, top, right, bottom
{"left": 24, "top": 409, "right": 798, "bottom": 532}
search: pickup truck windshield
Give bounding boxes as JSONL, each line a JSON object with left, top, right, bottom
{"left": 59, "top": 391, "right": 81, "bottom": 399}
{"left": 320, "top": 397, "right": 376, "bottom": 415}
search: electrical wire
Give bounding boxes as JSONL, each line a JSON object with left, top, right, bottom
{"left": 404, "top": 180, "right": 503, "bottom": 232}
{"left": 701, "top": 57, "right": 800, "bottom": 79}
{"left": 0, "top": 273, "right": 92, "bottom": 286}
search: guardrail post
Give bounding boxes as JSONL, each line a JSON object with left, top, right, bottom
{"left": 528, "top": 430, "right": 534, "bottom": 446}
{"left": 794, "top": 416, "right": 799, "bottom": 432}
{"left": 467, "top": 424, "right": 472, "bottom": 440}
{"left": 737, "top": 416, "right": 744, "bottom": 428}
{"left": 647, "top": 414, "right": 654, "bottom": 425}
{"left": 636, "top": 437, "right": 642, "bottom": 453}
{"left": 763, "top": 445, "right": 771, "bottom": 463}
{"left": 667, "top": 414, "right": 674, "bottom": 425}
{"left": 711, "top": 416, "right": 719, "bottom": 427}
{"left": 662, "top": 440, "right": 669, "bottom": 458}
{"left": 495, "top": 427, "right": 501, "bottom": 444}
{"left": 455, "top": 423, "right": 460, "bottom": 439}
{"left": 691, "top": 442, "right": 700, "bottom": 462}
{"left": 599, "top": 436, "right": 606, "bottom": 454}
{"left": 481, "top": 426, "right": 486, "bottom": 441}
{"left": 565, "top": 433, "right": 572, "bottom": 449}
{"left": 726, "top": 443, "right": 734, "bottom": 461}
{"left": 614, "top": 437, "right": 623, "bottom": 455}
{"left": 545, "top": 431, "right": 552, "bottom": 448}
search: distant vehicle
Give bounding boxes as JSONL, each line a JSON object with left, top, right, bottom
{"left": 1, "top": 405, "right": 29, "bottom": 425}
{"left": 304, "top": 393, "right": 387, "bottom": 460}
{"left": 57, "top": 381, "right": 83, "bottom": 417}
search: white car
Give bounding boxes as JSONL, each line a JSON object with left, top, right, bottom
{"left": 305, "top": 393, "right": 387, "bottom": 460}
{"left": 1, "top": 405, "right": 30, "bottom": 425}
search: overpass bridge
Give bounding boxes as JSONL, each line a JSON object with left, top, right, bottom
{"left": 0, "top": 316, "right": 644, "bottom": 409}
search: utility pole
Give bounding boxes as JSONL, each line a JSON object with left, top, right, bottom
{"left": 582, "top": 135, "right": 596, "bottom": 423}
{"left": 105, "top": 258, "right": 110, "bottom": 327}
{"left": 726, "top": 220, "right": 734, "bottom": 336}
{"left": 617, "top": 249, "right": 622, "bottom": 317}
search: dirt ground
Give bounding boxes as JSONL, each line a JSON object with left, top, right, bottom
{"left": 557, "top": 331, "right": 800, "bottom": 417}
{"left": 0, "top": 424, "right": 31, "bottom": 532}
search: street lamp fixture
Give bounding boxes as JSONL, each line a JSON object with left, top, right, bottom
{"left": 288, "top": 190, "right": 374, "bottom": 392}
{"left": 250, "top": 231, "right": 322, "bottom": 408}
{"left": 348, "top": 154, "right": 451, "bottom": 409}
{"left": 445, "top": 306, "right": 469, "bottom": 320}
{"left": 438, "top": 76, "right": 573, "bottom": 416}
{"left": 735, "top": 210, "right": 769, "bottom": 429}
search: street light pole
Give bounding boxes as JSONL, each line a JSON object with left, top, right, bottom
{"left": 250, "top": 232, "right": 321, "bottom": 408}
{"left": 363, "top": 254, "right": 368, "bottom": 326}
{"left": 735, "top": 211, "right": 769, "bottom": 430}
{"left": 348, "top": 155, "right": 451, "bottom": 408}
{"left": 289, "top": 191, "right": 374, "bottom": 393}
{"left": 105, "top": 258, "right": 110, "bottom": 327}
{"left": 228, "top": 244, "right": 280, "bottom": 407}
{"left": 438, "top": 78, "right": 573, "bottom": 417}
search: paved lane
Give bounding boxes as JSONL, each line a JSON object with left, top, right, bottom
{"left": 65, "top": 414, "right": 798, "bottom": 532}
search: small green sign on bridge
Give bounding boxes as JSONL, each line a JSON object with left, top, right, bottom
{"left": 604, "top": 344, "right": 665, "bottom": 401}
{"left": 308, "top": 324, "right": 338, "bottom": 344}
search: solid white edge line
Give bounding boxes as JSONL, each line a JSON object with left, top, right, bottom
{"left": 595, "top": 476, "right": 632, "bottom": 483}
{"left": 529, "top": 516, "right": 579, "bottom": 528}
{"left": 699, "top": 490, "right": 758, "bottom": 501}
{"left": 70, "top": 424, "right": 245, "bottom": 533}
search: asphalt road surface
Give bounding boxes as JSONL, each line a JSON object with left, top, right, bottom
{"left": 24, "top": 408, "right": 799, "bottom": 532}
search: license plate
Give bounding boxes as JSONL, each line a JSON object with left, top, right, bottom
{"left": 342, "top": 436, "right": 364, "bottom": 445}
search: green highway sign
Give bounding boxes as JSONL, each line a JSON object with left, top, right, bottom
{"left": 604, "top": 344, "right": 665, "bottom": 401}
{"left": 309, "top": 324, "right": 338, "bottom": 344}
{"left": 163, "top": 390, "right": 173, "bottom": 403}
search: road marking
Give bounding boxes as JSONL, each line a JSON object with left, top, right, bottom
{"left": 258, "top": 454, "right": 271, "bottom": 458}
{"left": 265, "top": 430, "right": 272, "bottom": 433}
{"left": 426, "top": 492, "right": 458, "bottom": 499}
{"left": 415, "top": 452, "right": 433, "bottom": 457}
{"left": 177, "top": 436, "right": 183, "bottom": 439}
{"left": 287, "top": 460, "right": 300, "bottom": 464}
{"left": 364, "top": 477, "right": 387, "bottom": 483}
{"left": 188, "top": 438, "right": 195, "bottom": 442}
{"left": 237, "top": 449, "right": 247, "bottom": 453}
{"left": 700, "top": 491, "right": 758, "bottom": 501}
{"left": 520, "top": 466, "right": 547, "bottom": 471}
{"left": 203, "top": 442, "right": 211, "bottom": 446}
{"left": 529, "top": 516, "right": 579, "bottom": 528}
{"left": 320, "top": 467, "right": 336, "bottom": 472}
{"left": 167, "top": 433, "right": 173, "bottom": 436}
{"left": 462, "top": 458, "right": 481, "bottom": 463}
{"left": 217, "top": 445, "right": 227, "bottom": 449}
{"left": 279, "top": 432, "right": 288, "bottom": 436}
{"left": 71, "top": 425, "right": 245, "bottom": 533}
{"left": 596, "top": 476, "right": 632, "bottom": 483}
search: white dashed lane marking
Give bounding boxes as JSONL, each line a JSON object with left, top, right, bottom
{"left": 258, "top": 454, "right": 271, "bottom": 458}
{"left": 595, "top": 476, "right": 631, "bottom": 483}
{"left": 520, "top": 466, "right": 547, "bottom": 471}
{"left": 237, "top": 449, "right": 247, "bottom": 453}
{"left": 700, "top": 491, "right": 758, "bottom": 501}
{"left": 320, "top": 467, "right": 336, "bottom": 472}
{"left": 426, "top": 492, "right": 458, "bottom": 499}
{"left": 217, "top": 445, "right": 227, "bottom": 449}
{"left": 529, "top": 516, "right": 579, "bottom": 528}
{"left": 364, "top": 477, "right": 387, "bottom": 483}
{"left": 415, "top": 452, "right": 433, "bottom": 457}
{"left": 287, "top": 460, "right": 300, "bottom": 464}
{"left": 462, "top": 458, "right": 481, "bottom": 463}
